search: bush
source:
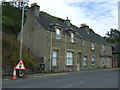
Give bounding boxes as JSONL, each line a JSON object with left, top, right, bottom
{"left": 2, "top": 33, "right": 39, "bottom": 75}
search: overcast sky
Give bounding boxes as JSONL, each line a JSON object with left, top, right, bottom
{"left": 4, "top": 0, "right": 119, "bottom": 37}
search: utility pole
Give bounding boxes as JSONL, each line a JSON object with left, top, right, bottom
{"left": 18, "top": 0, "right": 25, "bottom": 77}
{"left": 18, "top": 0, "right": 29, "bottom": 77}
{"left": 20, "top": 1, "right": 25, "bottom": 60}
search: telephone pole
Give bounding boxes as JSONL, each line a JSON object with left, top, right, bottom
{"left": 20, "top": 1, "right": 25, "bottom": 60}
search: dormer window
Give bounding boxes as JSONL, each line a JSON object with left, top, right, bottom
{"left": 91, "top": 43, "right": 95, "bottom": 50}
{"left": 71, "top": 33, "right": 74, "bottom": 43}
{"left": 56, "top": 28, "right": 61, "bottom": 39}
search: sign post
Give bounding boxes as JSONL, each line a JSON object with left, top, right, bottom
{"left": 12, "top": 60, "right": 26, "bottom": 79}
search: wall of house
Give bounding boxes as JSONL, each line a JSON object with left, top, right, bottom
{"left": 118, "top": 54, "right": 120, "bottom": 67}
{"left": 112, "top": 53, "right": 118, "bottom": 68}
{"left": 105, "top": 45, "right": 112, "bottom": 68}
{"left": 81, "top": 40, "right": 101, "bottom": 70}
{"left": 100, "top": 44, "right": 112, "bottom": 68}
{"left": 44, "top": 26, "right": 82, "bottom": 72}
{"left": 65, "top": 31, "right": 82, "bottom": 72}
{"left": 20, "top": 16, "right": 46, "bottom": 64}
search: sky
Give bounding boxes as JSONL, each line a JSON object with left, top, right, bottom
{"left": 3, "top": 0, "right": 119, "bottom": 37}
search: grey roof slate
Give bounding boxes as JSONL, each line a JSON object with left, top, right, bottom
{"left": 36, "top": 14, "right": 109, "bottom": 45}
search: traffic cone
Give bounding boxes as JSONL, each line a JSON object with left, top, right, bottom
{"left": 12, "top": 69, "right": 17, "bottom": 79}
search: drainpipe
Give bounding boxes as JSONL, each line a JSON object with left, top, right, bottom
{"left": 50, "top": 31, "right": 52, "bottom": 72}
{"left": 64, "top": 34, "right": 67, "bottom": 71}
{"left": 81, "top": 39, "right": 84, "bottom": 70}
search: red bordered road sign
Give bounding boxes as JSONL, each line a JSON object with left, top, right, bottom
{"left": 14, "top": 60, "right": 26, "bottom": 70}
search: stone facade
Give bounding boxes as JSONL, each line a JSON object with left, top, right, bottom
{"left": 18, "top": 3, "right": 113, "bottom": 72}
{"left": 112, "top": 43, "right": 120, "bottom": 68}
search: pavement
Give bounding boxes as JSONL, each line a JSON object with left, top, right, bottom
{"left": 2, "top": 71, "right": 70, "bottom": 81}
{"left": 2, "top": 68, "right": 119, "bottom": 88}
{"left": 2, "top": 68, "right": 118, "bottom": 80}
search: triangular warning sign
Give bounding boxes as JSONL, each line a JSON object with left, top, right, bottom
{"left": 14, "top": 60, "right": 26, "bottom": 70}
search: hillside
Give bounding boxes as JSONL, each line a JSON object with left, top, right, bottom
{"left": 2, "top": 2, "right": 38, "bottom": 75}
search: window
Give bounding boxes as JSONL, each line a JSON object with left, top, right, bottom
{"left": 52, "top": 50, "right": 58, "bottom": 66}
{"left": 91, "top": 57, "right": 95, "bottom": 65}
{"left": 71, "top": 33, "right": 74, "bottom": 43}
{"left": 107, "top": 58, "right": 110, "bottom": 66}
{"left": 83, "top": 56, "right": 87, "bottom": 66}
{"left": 66, "top": 52, "right": 73, "bottom": 66}
{"left": 103, "top": 45, "right": 105, "bottom": 52}
{"left": 56, "top": 29, "right": 61, "bottom": 39}
{"left": 91, "top": 43, "right": 95, "bottom": 50}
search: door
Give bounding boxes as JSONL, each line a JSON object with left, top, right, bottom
{"left": 77, "top": 52, "right": 81, "bottom": 71}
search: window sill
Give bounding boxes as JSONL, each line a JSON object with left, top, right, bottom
{"left": 66, "top": 65, "right": 74, "bottom": 67}
{"left": 91, "top": 64, "right": 95, "bottom": 66}
{"left": 56, "top": 38, "right": 61, "bottom": 40}
{"left": 71, "top": 42, "right": 75, "bottom": 44}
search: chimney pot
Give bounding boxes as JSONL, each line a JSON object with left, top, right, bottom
{"left": 27, "top": 3, "right": 40, "bottom": 18}
{"left": 64, "top": 17, "right": 70, "bottom": 26}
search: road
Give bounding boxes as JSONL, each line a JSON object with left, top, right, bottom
{"left": 2, "top": 69, "right": 118, "bottom": 88}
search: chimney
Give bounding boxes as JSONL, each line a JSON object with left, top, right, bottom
{"left": 27, "top": 3, "right": 40, "bottom": 19}
{"left": 64, "top": 17, "right": 71, "bottom": 26}
{"left": 80, "top": 23, "right": 90, "bottom": 34}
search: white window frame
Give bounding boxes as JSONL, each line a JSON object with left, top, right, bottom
{"left": 91, "top": 43, "right": 95, "bottom": 50}
{"left": 66, "top": 52, "right": 73, "bottom": 66}
{"left": 56, "top": 28, "right": 61, "bottom": 40}
{"left": 103, "top": 45, "right": 105, "bottom": 52}
{"left": 83, "top": 56, "right": 87, "bottom": 66}
{"left": 91, "top": 57, "right": 95, "bottom": 65}
{"left": 71, "top": 33, "right": 74, "bottom": 43}
{"left": 52, "top": 50, "right": 58, "bottom": 66}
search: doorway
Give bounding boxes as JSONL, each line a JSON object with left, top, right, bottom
{"left": 77, "top": 52, "right": 81, "bottom": 71}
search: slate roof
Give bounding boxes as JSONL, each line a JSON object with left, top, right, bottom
{"left": 36, "top": 14, "right": 109, "bottom": 45}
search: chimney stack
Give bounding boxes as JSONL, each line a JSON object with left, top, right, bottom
{"left": 64, "top": 17, "right": 71, "bottom": 26}
{"left": 80, "top": 23, "right": 90, "bottom": 34}
{"left": 27, "top": 3, "right": 40, "bottom": 19}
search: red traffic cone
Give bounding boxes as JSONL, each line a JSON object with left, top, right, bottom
{"left": 12, "top": 69, "right": 17, "bottom": 79}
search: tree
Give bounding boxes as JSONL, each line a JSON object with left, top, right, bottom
{"left": 2, "top": 2, "right": 39, "bottom": 74}
{"left": 104, "top": 28, "right": 120, "bottom": 43}
{"left": 2, "top": 2, "right": 28, "bottom": 36}
{"left": 9, "top": 1, "right": 29, "bottom": 10}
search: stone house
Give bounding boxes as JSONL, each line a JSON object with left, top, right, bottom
{"left": 18, "top": 3, "right": 113, "bottom": 72}
{"left": 112, "top": 43, "right": 120, "bottom": 67}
